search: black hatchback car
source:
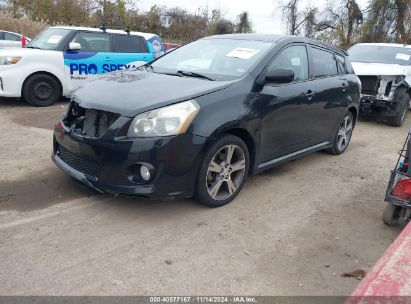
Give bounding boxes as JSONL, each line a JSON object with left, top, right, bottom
{"left": 53, "top": 34, "right": 361, "bottom": 207}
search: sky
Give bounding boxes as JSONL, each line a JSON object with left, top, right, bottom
{"left": 135, "top": 0, "right": 370, "bottom": 34}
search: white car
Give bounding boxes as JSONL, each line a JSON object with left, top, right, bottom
{"left": 348, "top": 43, "right": 411, "bottom": 126}
{"left": 0, "top": 26, "right": 164, "bottom": 106}
{"left": 0, "top": 30, "right": 30, "bottom": 48}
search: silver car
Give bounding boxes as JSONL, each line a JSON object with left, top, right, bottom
{"left": 0, "top": 30, "right": 30, "bottom": 48}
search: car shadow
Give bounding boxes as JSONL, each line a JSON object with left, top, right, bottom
{"left": 0, "top": 166, "right": 204, "bottom": 213}
{"left": 0, "top": 168, "right": 88, "bottom": 212}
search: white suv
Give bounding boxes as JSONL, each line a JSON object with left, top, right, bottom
{"left": 348, "top": 43, "right": 411, "bottom": 126}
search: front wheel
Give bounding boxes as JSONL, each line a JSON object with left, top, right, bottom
{"left": 195, "top": 135, "right": 249, "bottom": 207}
{"left": 325, "top": 111, "right": 354, "bottom": 155}
{"left": 22, "top": 74, "right": 61, "bottom": 107}
{"left": 382, "top": 203, "right": 407, "bottom": 226}
{"left": 387, "top": 87, "right": 409, "bottom": 127}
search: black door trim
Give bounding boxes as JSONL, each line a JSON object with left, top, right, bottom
{"left": 257, "top": 141, "right": 331, "bottom": 170}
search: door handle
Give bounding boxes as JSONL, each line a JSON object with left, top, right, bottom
{"left": 104, "top": 57, "right": 112, "bottom": 61}
{"left": 305, "top": 90, "right": 315, "bottom": 100}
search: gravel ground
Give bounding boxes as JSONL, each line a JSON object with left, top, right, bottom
{"left": 0, "top": 98, "right": 406, "bottom": 295}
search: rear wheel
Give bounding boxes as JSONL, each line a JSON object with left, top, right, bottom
{"left": 325, "top": 111, "right": 354, "bottom": 155}
{"left": 195, "top": 135, "right": 249, "bottom": 207}
{"left": 387, "top": 87, "right": 409, "bottom": 127}
{"left": 22, "top": 74, "right": 61, "bottom": 107}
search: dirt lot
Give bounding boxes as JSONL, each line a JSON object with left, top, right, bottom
{"left": 0, "top": 98, "right": 406, "bottom": 295}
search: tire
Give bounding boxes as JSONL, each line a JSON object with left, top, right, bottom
{"left": 325, "top": 111, "right": 354, "bottom": 155}
{"left": 194, "top": 135, "right": 250, "bottom": 207}
{"left": 22, "top": 74, "right": 61, "bottom": 107}
{"left": 382, "top": 203, "right": 406, "bottom": 226}
{"left": 387, "top": 87, "right": 409, "bottom": 127}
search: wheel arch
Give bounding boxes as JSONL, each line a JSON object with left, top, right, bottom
{"left": 348, "top": 106, "right": 358, "bottom": 126}
{"left": 223, "top": 128, "right": 256, "bottom": 176}
{"left": 21, "top": 71, "right": 63, "bottom": 98}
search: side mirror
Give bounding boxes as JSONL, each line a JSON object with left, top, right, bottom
{"left": 68, "top": 42, "right": 81, "bottom": 52}
{"left": 265, "top": 68, "right": 294, "bottom": 84}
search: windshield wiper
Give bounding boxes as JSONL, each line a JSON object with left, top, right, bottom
{"left": 26, "top": 46, "right": 41, "bottom": 49}
{"left": 137, "top": 64, "right": 153, "bottom": 72}
{"left": 176, "top": 70, "right": 215, "bottom": 81}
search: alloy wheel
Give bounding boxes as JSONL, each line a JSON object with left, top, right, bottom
{"left": 337, "top": 115, "right": 353, "bottom": 151}
{"left": 206, "top": 144, "right": 246, "bottom": 200}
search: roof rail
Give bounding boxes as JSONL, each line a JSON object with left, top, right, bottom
{"left": 94, "top": 24, "right": 131, "bottom": 35}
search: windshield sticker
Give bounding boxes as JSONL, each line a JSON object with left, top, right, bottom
{"left": 47, "top": 35, "right": 63, "bottom": 44}
{"left": 226, "top": 48, "right": 260, "bottom": 59}
{"left": 291, "top": 57, "right": 301, "bottom": 66}
{"left": 396, "top": 53, "right": 411, "bottom": 61}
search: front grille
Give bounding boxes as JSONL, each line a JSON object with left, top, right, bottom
{"left": 63, "top": 101, "right": 120, "bottom": 138}
{"left": 359, "top": 76, "right": 380, "bottom": 96}
{"left": 57, "top": 145, "right": 99, "bottom": 177}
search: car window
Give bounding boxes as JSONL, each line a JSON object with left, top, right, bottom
{"left": 267, "top": 45, "right": 309, "bottom": 82}
{"left": 336, "top": 54, "right": 346, "bottom": 74}
{"left": 0, "top": 32, "right": 5, "bottom": 40}
{"left": 72, "top": 32, "right": 110, "bottom": 52}
{"left": 111, "top": 34, "right": 149, "bottom": 53}
{"left": 311, "top": 47, "right": 338, "bottom": 78}
{"left": 5, "top": 32, "right": 20, "bottom": 41}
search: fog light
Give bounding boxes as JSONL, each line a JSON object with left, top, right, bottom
{"left": 140, "top": 165, "right": 151, "bottom": 181}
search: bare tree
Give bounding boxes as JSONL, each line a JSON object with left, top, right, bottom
{"left": 279, "top": 0, "right": 301, "bottom": 35}
{"left": 278, "top": 0, "right": 319, "bottom": 37}
{"left": 314, "top": 0, "right": 363, "bottom": 48}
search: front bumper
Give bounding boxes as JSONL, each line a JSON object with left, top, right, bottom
{"left": 52, "top": 120, "right": 208, "bottom": 199}
{"left": 0, "top": 66, "right": 25, "bottom": 97}
{"left": 360, "top": 95, "right": 400, "bottom": 117}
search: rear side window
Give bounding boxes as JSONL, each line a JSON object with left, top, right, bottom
{"left": 72, "top": 32, "right": 110, "bottom": 52}
{"left": 0, "top": 32, "right": 5, "bottom": 40}
{"left": 336, "top": 54, "right": 346, "bottom": 74}
{"left": 311, "top": 47, "right": 338, "bottom": 78}
{"left": 111, "top": 35, "right": 149, "bottom": 53}
{"left": 5, "top": 32, "right": 20, "bottom": 41}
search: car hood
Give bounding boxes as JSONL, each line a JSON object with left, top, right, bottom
{"left": 351, "top": 62, "right": 407, "bottom": 76}
{"left": 0, "top": 47, "right": 51, "bottom": 56}
{"left": 71, "top": 70, "right": 234, "bottom": 117}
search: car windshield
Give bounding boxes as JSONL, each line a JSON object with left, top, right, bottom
{"left": 27, "top": 28, "right": 71, "bottom": 50}
{"left": 348, "top": 44, "right": 411, "bottom": 66}
{"left": 150, "top": 38, "right": 274, "bottom": 80}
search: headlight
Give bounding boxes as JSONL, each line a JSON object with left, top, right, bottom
{"left": 0, "top": 56, "right": 21, "bottom": 65}
{"left": 127, "top": 100, "right": 200, "bottom": 137}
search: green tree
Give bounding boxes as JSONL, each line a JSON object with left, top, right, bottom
{"left": 235, "top": 11, "right": 253, "bottom": 33}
